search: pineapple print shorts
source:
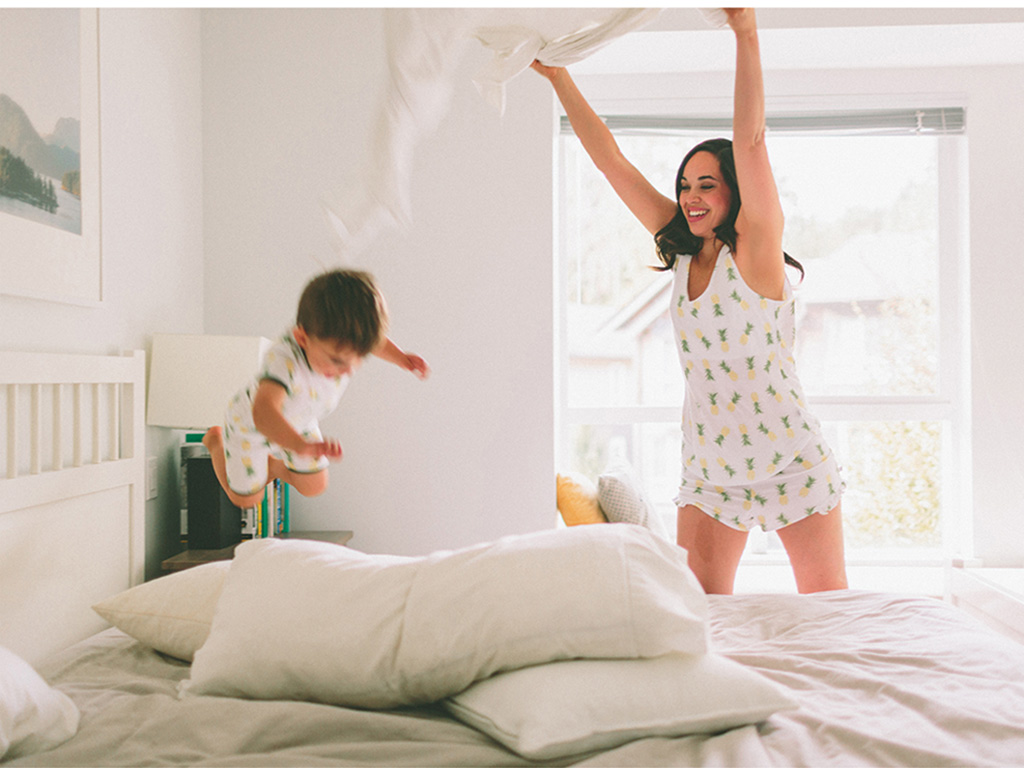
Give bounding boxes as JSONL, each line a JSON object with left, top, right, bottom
{"left": 673, "top": 448, "right": 845, "bottom": 533}
{"left": 223, "top": 422, "right": 328, "bottom": 496}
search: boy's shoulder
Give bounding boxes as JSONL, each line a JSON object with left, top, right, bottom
{"left": 260, "top": 331, "right": 309, "bottom": 382}
{"left": 274, "top": 330, "right": 303, "bottom": 358}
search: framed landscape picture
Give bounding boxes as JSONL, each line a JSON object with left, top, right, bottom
{"left": 0, "top": 8, "right": 101, "bottom": 305}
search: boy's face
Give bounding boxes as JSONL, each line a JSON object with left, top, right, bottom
{"left": 293, "top": 327, "right": 364, "bottom": 379}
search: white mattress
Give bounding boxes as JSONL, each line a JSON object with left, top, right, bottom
{"left": 10, "top": 590, "right": 1024, "bottom": 767}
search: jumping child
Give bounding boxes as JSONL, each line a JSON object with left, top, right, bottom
{"left": 203, "top": 269, "right": 429, "bottom": 508}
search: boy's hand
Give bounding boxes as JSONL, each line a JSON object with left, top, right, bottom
{"left": 403, "top": 353, "right": 431, "bottom": 380}
{"left": 298, "top": 438, "right": 343, "bottom": 461}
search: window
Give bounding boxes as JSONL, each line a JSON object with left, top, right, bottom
{"left": 556, "top": 108, "right": 968, "bottom": 562}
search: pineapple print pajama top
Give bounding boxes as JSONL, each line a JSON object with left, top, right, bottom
{"left": 672, "top": 246, "right": 844, "bottom": 532}
{"left": 222, "top": 331, "right": 349, "bottom": 496}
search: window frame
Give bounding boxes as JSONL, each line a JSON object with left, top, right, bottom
{"left": 554, "top": 105, "right": 970, "bottom": 565}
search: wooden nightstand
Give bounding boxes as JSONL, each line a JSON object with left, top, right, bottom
{"left": 161, "top": 530, "right": 353, "bottom": 572}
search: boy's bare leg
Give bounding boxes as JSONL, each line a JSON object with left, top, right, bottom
{"left": 267, "top": 457, "right": 329, "bottom": 497}
{"left": 202, "top": 426, "right": 266, "bottom": 509}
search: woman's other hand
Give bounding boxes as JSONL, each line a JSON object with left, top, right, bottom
{"left": 724, "top": 8, "right": 757, "bottom": 36}
{"left": 530, "top": 60, "right": 564, "bottom": 82}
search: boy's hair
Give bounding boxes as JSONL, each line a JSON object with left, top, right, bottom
{"left": 296, "top": 269, "right": 388, "bottom": 356}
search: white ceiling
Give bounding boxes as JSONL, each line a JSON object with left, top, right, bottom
{"left": 574, "top": 8, "right": 1024, "bottom": 75}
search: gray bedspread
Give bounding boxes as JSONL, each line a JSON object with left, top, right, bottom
{"left": 10, "top": 591, "right": 1024, "bottom": 767}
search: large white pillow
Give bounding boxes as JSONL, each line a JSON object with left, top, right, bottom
{"left": 182, "top": 525, "right": 707, "bottom": 708}
{"left": 92, "top": 560, "right": 230, "bottom": 662}
{"left": 0, "top": 646, "right": 80, "bottom": 760}
{"left": 445, "top": 652, "right": 799, "bottom": 759}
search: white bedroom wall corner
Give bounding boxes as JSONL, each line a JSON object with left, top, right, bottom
{"left": 96, "top": 8, "right": 206, "bottom": 579}
{"left": 966, "top": 64, "right": 1024, "bottom": 567}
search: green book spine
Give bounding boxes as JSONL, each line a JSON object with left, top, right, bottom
{"left": 283, "top": 482, "right": 290, "bottom": 533}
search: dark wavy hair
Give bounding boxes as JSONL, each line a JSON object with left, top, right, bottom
{"left": 653, "top": 138, "right": 803, "bottom": 281}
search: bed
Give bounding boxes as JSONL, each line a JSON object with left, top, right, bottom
{"left": 4, "top": 350, "right": 1024, "bottom": 767}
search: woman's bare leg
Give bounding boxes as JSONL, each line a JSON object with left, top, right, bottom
{"left": 677, "top": 505, "right": 750, "bottom": 595}
{"left": 775, "top": 502, "right": 848, "bottom": 593}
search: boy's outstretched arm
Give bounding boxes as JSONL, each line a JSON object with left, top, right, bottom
{"left": 252, "top": 380, "right": 343, "bottom": 459}
{"left": 373, "top": 336, "right": 430, "bottom": 379}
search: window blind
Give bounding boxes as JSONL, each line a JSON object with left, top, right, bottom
{"left": 561, "top": 107, "right": 966, "bottom": 137}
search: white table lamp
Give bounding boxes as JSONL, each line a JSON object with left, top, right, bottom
{"left": 146, "top": 334, "right": 273, "bottom": 431}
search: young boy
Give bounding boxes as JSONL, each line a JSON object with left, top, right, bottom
{"left": 203, "top": 269, "right": 429, "bottom": 508}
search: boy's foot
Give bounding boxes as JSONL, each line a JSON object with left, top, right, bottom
{"left": 202, "top": 425, "right": 223, "bottom": 453}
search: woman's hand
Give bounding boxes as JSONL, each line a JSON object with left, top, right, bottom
{"left": 530, "top": 59, "right": 564, "bottom": 82}
{"left": 724, "top": 8, "right": 757, "bottom": 36}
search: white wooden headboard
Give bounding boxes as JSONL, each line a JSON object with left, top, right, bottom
{"left": 0, "top": 349, "right": 146, "bottom": 665}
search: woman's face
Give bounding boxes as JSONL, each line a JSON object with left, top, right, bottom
{"left": 678, "top": 151, "right": 732, "bottom": 240}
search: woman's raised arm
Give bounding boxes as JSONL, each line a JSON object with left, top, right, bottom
{"left": 532, "top": 61, "right": 677, "bottom": 236}
{"left": 726, "top": 8, "right": 787, "bottom": 298}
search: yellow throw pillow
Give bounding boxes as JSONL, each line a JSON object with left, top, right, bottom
{"left": 556, "top": 473, "right": 607, "bottom": 526}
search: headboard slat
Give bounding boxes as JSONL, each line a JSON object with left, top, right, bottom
{"left": 6, "top": 384, "right": 16, "bottom": 479}
{"left": 53, "top": 384, "right": 63, "bottom": 472}
{"left": 92, "top": 383, "right": 101, "bottom": 465}
{"left": 110, "top": 383, "right": 120, "bottom": 461}
{"left": 73, "top": 383, "right": 84, "bottom": 468}
{"left": 30, "top": 384, "right": 41, "bottom": 475}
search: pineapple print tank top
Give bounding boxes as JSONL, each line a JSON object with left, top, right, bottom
{"left": 671, "top": 246, "right": 843, "bottom": 531}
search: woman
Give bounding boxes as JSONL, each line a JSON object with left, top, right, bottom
{"left": 533, "top": 8, "right": 847, "bottom": 594}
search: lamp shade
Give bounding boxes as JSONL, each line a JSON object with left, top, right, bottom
{"left": 147, "top": 334, "right": 273, "bottom": 430}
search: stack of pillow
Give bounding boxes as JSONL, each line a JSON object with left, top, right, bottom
{"left": 557, "top": 462, "right": 673, "bottom": 541}
{"left": 91, "top": 524, "right": 797, "bottom": 759}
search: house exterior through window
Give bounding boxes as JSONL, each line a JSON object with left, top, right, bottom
{"left": 556, "top": 108, "right": 968, "bottom": 563}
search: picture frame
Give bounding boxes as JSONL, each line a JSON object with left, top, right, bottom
{"left": 0, "top": 8, "right": 101, "bottom": 306}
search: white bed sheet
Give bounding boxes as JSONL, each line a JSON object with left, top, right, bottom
{"left": 9, "top": 590, "right": 1024, "bottom": 767}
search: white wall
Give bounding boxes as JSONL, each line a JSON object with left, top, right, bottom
{"left": 0, "top": 9, "right": 205, "bottom": 579}
{"left": 201, "top": 9, "right": 556, "bottom": 556}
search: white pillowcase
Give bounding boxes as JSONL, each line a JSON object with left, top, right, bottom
{"left": 92, "top": 560, "right": 230, "bottom": 662}
{"left": 598, "top": 465, "right": 673, "bottom": 541}
{"left": 0, "top": 646, "right": 80, "bottom": 760}
{"left": 445, "top": 652, "right": 799, "bottom": 759}
{"left": 182, "top": 525, "right": 708, "bottom": 708}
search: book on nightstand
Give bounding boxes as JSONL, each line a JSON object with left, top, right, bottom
{"left": 240, "top": 478, "right": 290, "bottom": 539}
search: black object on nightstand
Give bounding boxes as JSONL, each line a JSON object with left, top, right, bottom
{"left": 186, "top": 456, "right": 242, "bottom": 549}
